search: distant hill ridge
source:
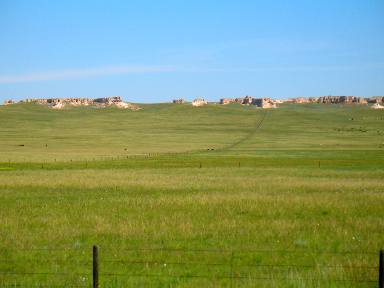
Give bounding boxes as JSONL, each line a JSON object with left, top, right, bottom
{"left": 3, "top": 96, "right": 141, "bottom": 110}
{"left": 3, "top": 95, "right": 384, "bottom": 109}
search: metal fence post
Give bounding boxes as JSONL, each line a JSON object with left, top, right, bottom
{"left": 380, "top": 250, "right": 384, "bottom": 288}
{"left": 93, "top": 245, "right": 99, "bottom": 288}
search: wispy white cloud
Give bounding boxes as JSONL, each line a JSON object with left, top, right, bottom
{"left": 0, "top": 65, "right": 177, "bottom": 84}
{"left": 1, "top": 62, "right": 383, "bottom": 84}
{"left": 183, "top": 62, "right": 384, "bottom": 73}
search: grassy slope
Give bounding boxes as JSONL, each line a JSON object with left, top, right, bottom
{"left": 0, "top": 103, "right": 258, "bottom": 161}
{"left": 0, "top": 103, "right": 383, "bottom": 287}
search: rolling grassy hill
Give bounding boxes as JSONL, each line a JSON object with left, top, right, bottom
{"left": 0, "top": 102, "right": 383, "bottom": 287}
{"left": 1, "top": 102, "right": 383, "bottom": 161}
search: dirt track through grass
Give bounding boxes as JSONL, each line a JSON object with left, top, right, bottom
{"left": 220, "top": 109, "right": 269, "bottom": 152}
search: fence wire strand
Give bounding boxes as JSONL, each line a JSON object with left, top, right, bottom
{"left": 0, "top": 246, "right": 379, "bottom": 286}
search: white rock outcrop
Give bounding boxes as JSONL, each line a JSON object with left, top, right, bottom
{"left": 192, "top": 98, "right": 207, "bottom": 107}
{"left": 371, "top": 103, "right": 384, "bottom": 109}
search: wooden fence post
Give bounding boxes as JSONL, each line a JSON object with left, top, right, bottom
{"left": 380, "top": 250, "right": 384, "bottom": 288}
{"left": 93, "top": 245, "right": 99, "bottom": 288}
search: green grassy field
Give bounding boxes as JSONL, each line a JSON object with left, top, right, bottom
{"left": 0, "top": 102, "right": 383, "bottom": 287}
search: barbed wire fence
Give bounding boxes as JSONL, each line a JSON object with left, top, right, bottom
{"left": 0, "top": 246, "right": 382, "bottom": 287}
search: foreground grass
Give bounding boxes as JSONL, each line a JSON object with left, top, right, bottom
{"left": 0, "top": 103, "right": 383, "bottom": 287}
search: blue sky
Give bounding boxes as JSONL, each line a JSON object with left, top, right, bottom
{"left": 0, "top": 0, "right": 383, "bottom": 102}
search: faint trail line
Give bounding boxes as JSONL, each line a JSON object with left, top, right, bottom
{"left": 117, "top": 108, "right": 268, "bottom": 158}
{"left": 219, "top": 109, "right": 268, "bottom": 152}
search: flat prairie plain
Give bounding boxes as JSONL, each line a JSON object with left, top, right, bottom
{"left": 0, "top": 102, "right": 383, "bottom": 287}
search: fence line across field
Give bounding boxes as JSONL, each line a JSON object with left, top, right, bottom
{"left": 102, "top": 259, "right": 378, "bottom": 270}
{"left": 0, "top": 245, "right": 382, "bottom": 287}
{"left": 4, "top": 246, "right": 379, "bottom": 254}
